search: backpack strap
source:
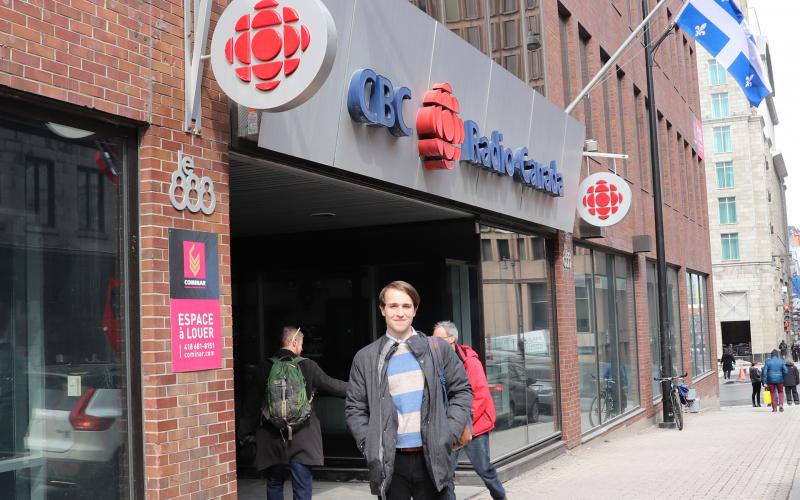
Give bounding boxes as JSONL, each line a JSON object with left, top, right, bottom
{"left": 428, "top": 337, "right": 449, "bottom": 407}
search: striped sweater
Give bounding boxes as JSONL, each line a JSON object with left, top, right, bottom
{"left": 386, "top": 340, "right": 424, "bottom": 448}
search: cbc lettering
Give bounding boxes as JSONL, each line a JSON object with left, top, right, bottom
{"left": 347, "top": 68, "right": 412, "bottom": 137}
{"left": 461, "top": 120, "right": 564, "bottom": 197}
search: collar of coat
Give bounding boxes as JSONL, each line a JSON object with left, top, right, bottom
{"left": 379, "top": 329, "right": 429, "bottom": 359}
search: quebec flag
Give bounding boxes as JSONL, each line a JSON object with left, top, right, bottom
{"left": 676, "top": 0, "right": 772, "bottom": 107}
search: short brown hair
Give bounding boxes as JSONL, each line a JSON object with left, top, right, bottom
{"left": 281, "top": 326, "right": 303, "bottom": 347}
{"left": 379, "top": 281, "right": 420, "bottom": 309}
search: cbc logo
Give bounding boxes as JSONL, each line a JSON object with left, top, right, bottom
{"left": 416, "top": 83, "right": 464, "bottom": 170}
{"left": 576, "top": 172, "right": 631, "bottom": 227}
{"left": 224, "top": 0, "right": 311, "bottom": 92}
{"left": 169, "top": 152, "right": 216, "bottom": 216}
{"left": 210, "top": 0, "right": 337, "bottom": 111}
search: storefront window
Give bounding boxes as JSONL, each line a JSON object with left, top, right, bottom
{"left": 0, "top": 113, "right": 130, "bottom": 499}
{"left": 647, "top": 263, "right": 683, "bottom": 398}
{"left": 687, "top": 272, "right": 711, "bottom": 376}
{"left": 480, "top": 226, "right": 558, "bottom": 459}
{"left": 575, "top": 246, "right": 640, "bottom": 431}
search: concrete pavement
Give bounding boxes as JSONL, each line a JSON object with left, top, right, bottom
{"left": 470, "top": 369, "right": 800, "bottom": 499}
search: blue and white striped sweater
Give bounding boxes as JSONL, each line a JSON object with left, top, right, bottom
{"left": 386, "top": 342, "right": 424, "bottom": 448}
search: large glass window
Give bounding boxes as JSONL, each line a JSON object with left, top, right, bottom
{"left": 0, "top": 112, "right": 130, "bottom": 499}
{"left": 713, "top": 126, "right": 732, "bottom": 153}
{"left": 687, "top": 272, "right": 711, "bottom": 376}
{"left": 716, "top": 161, "right": 734, "bottom": 188}
{"left": 721, "top": 233, "right": 740, "bottom": 260}
{"left": 647, "top": 263, "right": 682, "bottom": 399}
{"left": 574, "top": 246, "right": 639, "bottom": 431}
{"left": 481, "top": 226, "right": 558, "bottom": 458}
{"left": 708, "top": 59, "right": 727, "bottom": 85}
{"left": 718, "top": 197, "right": 737, "bottom": 224}
{"left": 711, "top": 92, "right": 730, "bottom": 118}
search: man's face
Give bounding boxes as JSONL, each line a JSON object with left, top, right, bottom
{"left": 432, "top": 327, "right": 456, "bottom": 349}
{"left": 380, "top": 288, "right": 416, "bottom": 336}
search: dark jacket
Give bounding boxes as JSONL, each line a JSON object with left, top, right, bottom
{"left": 784, "top": 363, "right": 800, "bottom": 387}
{"left": 762, "top": 356, "right": 788, "bottom": 385}
{"left": 749, "top": 366, "right": 761, "bottom": 383}
{"left": 721, "top": 353, "right": 735, "bottom": 371}
{"left": 239, "top": 349, "right": 348, "bottom": 470}
{"left": 345, "top": 332, "right": 473, "bottom": 497}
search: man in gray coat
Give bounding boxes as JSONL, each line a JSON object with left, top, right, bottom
{"left": 345, "top": 281, "right": 473, "bottom": 499}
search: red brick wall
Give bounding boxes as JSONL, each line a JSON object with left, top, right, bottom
{"left": 554, "top": 232, "right": 581, "bottom": 446}
{"left": 0, "top": 0, "right": 236, "bottom": 498}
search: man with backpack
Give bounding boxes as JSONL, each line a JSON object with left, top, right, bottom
{"left": 432, "top": 321, "right": 507, "bottom": 500}
{"left": 345, "top": 281, "right": 473, "bottom": 499}
{"left": 239, "top": 326, "right": 348, "bottom": 500}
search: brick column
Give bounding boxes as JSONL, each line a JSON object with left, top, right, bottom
{"left": 554, "top": 231, "right": 580, "bottom": 447}
{"left": 632, "top": 253, "right": 655, "bottom": 411}
{"left": 139, "top": 0, "right": 237, "bottom": 497}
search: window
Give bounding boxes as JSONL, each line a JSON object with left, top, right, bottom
{"left": 503, "top": 19, "right": 518, "bottom": 48}
{"left": 711, "top": 92, "right": 730, "bottom": 118}
{"left": 579, "top": 29, "right": 593, "bottom": 139}
{"left": 26, "top": 157, "right": 55, "bottom": 227}
{"left": 503, "top": 0, "right": 517, "bottom": 13}
{"left": 532, "top": 237, "right": 546, "bottom": 260}
{"left": 465, "top": 26, "right": 482, "bottom": 51}
{"left": 77, "top": 166, "right": 105, "bottom": 232}
{"left": 708, "top": 59, "right": 727, "bottom": 85}
{"left": 497, "top": 239, "right": 511, "bottom": 260}
{"left": 526, "top": 0, "right": 538, "bottom": 8}
{"left": 601, "top": 53, "right": 612, "bottom": 153}
{"left": 559, "top": 11, "right": 572, "bottom": 106}
{"left": 445, "top": 0, "right": 460, "bottom": 21}
{"left": 687, "top": 272, "right": 711, "bottom": 376}
{"left": 616, "top": 72, "right": 628, "bottom": 178}
{"left": 721, "top": 233, "right": 740, "bottom": 260}
{"left": 481, "top": 239, "right": 493, "bottom": 261}
{"left": 716, "top": 161, "right": 734, "bottom": 188}
{"left": 634, "top": 88, "right": 647, "bottom": 188}
{"left": 713, "top": 126, "right": 732, "bottom": 153}
{"left": 503, "top": 54, "right": 519, "bottom": 77}
{"left": 517, "top": 238, "right": 527, "bottom": 260}
{"left": 465, "top": 0, "right": 480, "bottom": 18}
{"left": 718, "top": 197, "right": 737, "bottom": 224}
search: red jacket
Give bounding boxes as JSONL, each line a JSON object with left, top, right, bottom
{"left": 455, "top": 343, "right": 495, "bottom": 436}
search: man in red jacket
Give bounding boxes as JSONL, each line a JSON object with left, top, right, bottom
{"left": 433, "top": 321, "right": 507, "bottom": 500}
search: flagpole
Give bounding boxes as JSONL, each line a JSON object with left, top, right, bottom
{"left": 641, "top": 2, "right": 680, "bottom": 427}
{"left": 565, "top": 0, "right": 673, "bottom": 114}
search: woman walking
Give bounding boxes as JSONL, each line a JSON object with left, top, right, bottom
{"left": 762, "top": 350, "right": 789, "bottom": 412}
{"left": 750, "top": 362, "right": 762, "bottom": 407}
{"left": 721, "top": 350, "right": 736, "bottom": 380}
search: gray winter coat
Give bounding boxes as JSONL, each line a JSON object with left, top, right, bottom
{"left": 345, "top": 332, "right": 473, "bottom": 496}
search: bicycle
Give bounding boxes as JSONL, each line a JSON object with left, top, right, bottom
{"left": 654, "top": 373, "right": 689, "bottom": 430}
{"left": 588, "top": 377, "right": 618, "bottom": 427}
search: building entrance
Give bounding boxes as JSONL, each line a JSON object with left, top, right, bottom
{"left": 228, "top": 154, "right": 478, "bottom": 474}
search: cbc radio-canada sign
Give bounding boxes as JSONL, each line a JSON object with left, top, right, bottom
{"left": 576, "top": 172, "right": 631, "bottom": 227}
{"left": 210, "top": 0, "right": 337, "bottom": 111}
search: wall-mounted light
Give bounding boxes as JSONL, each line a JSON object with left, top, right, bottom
{"left": 526, "top": 31, "right": 542, "bottom": 51}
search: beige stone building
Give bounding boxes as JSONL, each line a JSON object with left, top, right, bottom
{"left": 697, "top": 3, "right": 791, "bottom": 362}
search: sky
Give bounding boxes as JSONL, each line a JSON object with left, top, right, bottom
{"left": 746, "top": 0, "right": 800, "bottom": 227}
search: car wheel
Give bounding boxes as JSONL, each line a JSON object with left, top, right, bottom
{"left": 528, "top": 399, "right": 540, "bottom": 423}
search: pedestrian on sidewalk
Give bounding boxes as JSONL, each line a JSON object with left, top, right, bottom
{"left": 780, "top": 340, "right": 788, "bottom": 359}
{"left": 432, "top": 321, "right": 507, "bottom": 500}
{"left": 792, "top": 341, "right": 800, "bottom": 363}
{"left": 721, "top": 349, "right": 735, "bottom": 380}
{"left": 750, "top": 362, "right": 762, "bottom": 407}
{"left": 345, "top": 281, "right": 473, "bottom": 500}
{"left": 239, "top": 326, "right": 349, "bottom": 500}
{"left": 762, "top": 349, "right": 788, "bottom": 412}
{"left": 784, "top": 360, "right": 800, "bottom": 405}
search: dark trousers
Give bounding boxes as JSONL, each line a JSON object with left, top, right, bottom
{"left": 446, "top": 433, "right": 506, "bottom": 500}
{"left": 384, "top": 451, "right": 446, "bottom": 500}
{"left": 266, "top": 463, "right": 313, "bottom": 500}
{"left": 723, "top": 370, "right": 732, "bottom": 380}
{"left": 787, "top": 385, "right": 800, "bottom": 404}
{"left": 752, "top": 381, "right": 761, "bottom": 406}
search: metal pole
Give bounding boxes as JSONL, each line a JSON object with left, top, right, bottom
{"left": 641, "top": 1, "right": 677, "bottom": 427}
{"left": 565, "top": 0, "right": 672, "bottom": 114}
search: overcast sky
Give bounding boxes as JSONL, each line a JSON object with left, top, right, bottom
{"left": 746, "top": 0, "right": 800, "bottom": 227}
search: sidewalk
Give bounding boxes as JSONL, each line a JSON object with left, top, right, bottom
{"left": 472, "top": 403, "right": 800, "bottom": 499}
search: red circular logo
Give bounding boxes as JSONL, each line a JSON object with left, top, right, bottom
{"left": 416, "top": 83, "right": 464, "bottom": 170}
{"left": 224, "top": 0, "right": 312, "bottom": 92}
{"left": 582, "top": 179, "right": 622, "bottom": 220}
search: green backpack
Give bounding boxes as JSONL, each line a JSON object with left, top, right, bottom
{"left": 261, "top": 355, "right": 313, "bottom": 440}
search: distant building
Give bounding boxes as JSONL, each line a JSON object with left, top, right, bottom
{"left": 697, "top": 1, "right": 791, "bottom": 361}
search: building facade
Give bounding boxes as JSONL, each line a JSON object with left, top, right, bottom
{"left": 0, "top": 1, "right": 717, "bottom": 499}
{"left": 696, "top": 2, "right": 791, "bottom": 362}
